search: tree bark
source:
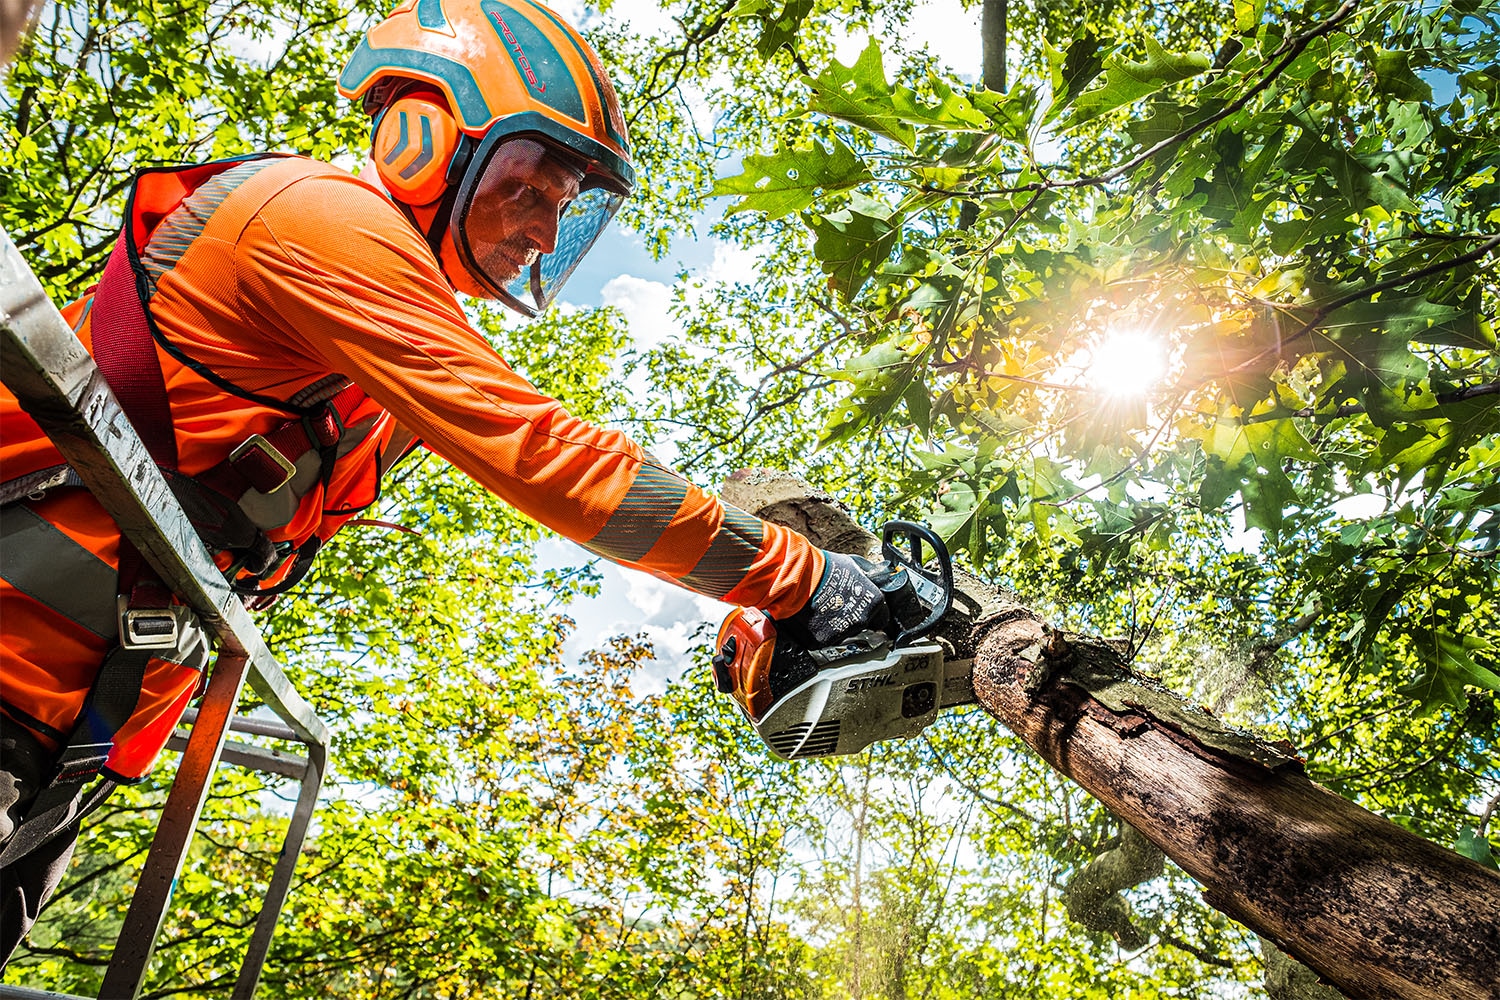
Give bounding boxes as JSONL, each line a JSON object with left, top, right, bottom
{"left": 720, "top": 469, "right": 1500, "bottom": 1000}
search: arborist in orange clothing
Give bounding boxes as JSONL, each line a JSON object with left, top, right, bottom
{"left": 0, "top": 0, "right": 889, "bottom": 960}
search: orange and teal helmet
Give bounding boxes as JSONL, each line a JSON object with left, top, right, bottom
{"left": 338, "top": 0, "right": 634, "bottom": 315}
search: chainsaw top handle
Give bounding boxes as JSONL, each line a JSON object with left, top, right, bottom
{"left": 879, "top": 520, "right": 954, "bottom": 647}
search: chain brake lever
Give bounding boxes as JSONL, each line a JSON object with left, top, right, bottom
{"left": 879, "top": 520, "right": 954, "bottom": 647}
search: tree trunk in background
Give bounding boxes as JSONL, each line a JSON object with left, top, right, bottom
{"left": 1263, "top": 938, "right": 1348, "bottom": 1000}
{"left": 721, "top": 469, "right": 1500, "bottom": 1000}
{"left": 981, "top": 0, "right": 1007, "bottom": 93}
{"left": 959, "top": 0, "right": 1006, "bottom": 232}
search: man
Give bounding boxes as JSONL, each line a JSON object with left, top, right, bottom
{"left": 0, "top": 0, "right": 886, "bottom": 962}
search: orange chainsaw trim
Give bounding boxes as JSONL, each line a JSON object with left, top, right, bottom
{"left": 714, "top": 607, "right": 779, "bottom": 722}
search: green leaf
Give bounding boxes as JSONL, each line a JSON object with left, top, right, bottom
{"left": 1372, "top": 49, "right": 1434, "bottom": 103}
{"left": 805, "top": 194, "right": 902, "bottom": 299}
{"left": 1334, "top": 295, "right": 1488, "bottom": 349}
{"left": 714, "top": 137, "right": 873, "bottom": 219}
{"left": 724, "top": 0, "right": 774, "bottom": 16}
{"left": 1305, "top": 313, "right": 1440, "bottom": 424}
{"left": 1062, "top": 37, "right": 1211, "bottom": 131}
{"left": 806, "top": 40, "right": 993, "bottom": 149}
{"left": 1233, "top": 0, "right": 1266, "bottom": 34}
{"left": 806, "top": 39, "right": 916, "bottom": 148}
{"left": 1043, "top": 32, "right": 1106, "bottom": 118}
{"left": 818, "top": 338, "right": 916, "bottom": 446}
{"left": 751, "top": 0, "right": 814, "bottom": 60}
{"left": 1202, "top": 416, "right": 1318, "bottom": 469}
{"left": 1455, "top": 825, "right": 1499, "bottom": 870}
{"left": 1399, "top": 631, "right": 1500, "bottom": 714}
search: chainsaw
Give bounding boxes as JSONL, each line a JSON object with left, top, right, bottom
{"left": 712, "top": 521, "right": 975, "bottom": 760}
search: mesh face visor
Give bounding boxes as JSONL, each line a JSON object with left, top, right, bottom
{"left": 448, "top": 130, "right": 628, "bottom": 316}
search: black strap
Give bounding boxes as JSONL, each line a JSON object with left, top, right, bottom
{"left": 0, "top": 641, "right": 147, "bottom": 868}
{"left": 232, "top": 536, "right": 321, "bottom": 598}
{"left": 160, "top": 470, "right": 278, "bottom": 577}
{"left": 0, "top": 541, "right": 161, "bottom": 868}
{"left": 0, "top": 465, "right": 83, "bottom": 508}
{"left": 0, "top": 774, "right": 118, "bottom": 872}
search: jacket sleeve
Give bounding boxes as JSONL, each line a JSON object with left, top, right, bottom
{"left": 233, "top": 169, "right": 823, "bottom": 619}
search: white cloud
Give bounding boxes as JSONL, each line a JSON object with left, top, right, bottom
{"left": 833, "top": 0, "right": 983, "bottom": 78}
{"left": 1331, "top": 492, "right": 1389, "bottom": 521}
{"left": 601, "top": 273, "right": 680, "bottom": 349}
{"left": 702, "top": 240, "right": 760, "bottom": 287}
{"left": 539, "top": 540, "right": 730, "bottom": 694}
{"left": 581, "top": 0, "right": 680, "bottom": 40}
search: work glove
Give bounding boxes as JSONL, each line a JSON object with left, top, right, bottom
{"left": 712, "top": 550, "right": 892, "bottom": 721}
{"left": 782, "top": 550, "right": 890, "bottom": 649}
{"left": 767, "top": 550, "right": 891, "bottom": 703}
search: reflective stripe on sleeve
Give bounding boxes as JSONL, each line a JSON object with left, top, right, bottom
{"left": 584, "top": 463, "right": 690, "bottom": 564}
{"left": 680, "top": 506, "right": 764, "bottom": 600}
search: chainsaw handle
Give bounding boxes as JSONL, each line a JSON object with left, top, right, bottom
{"left": 880, "top": 520, "right": 953, "bottom": 647}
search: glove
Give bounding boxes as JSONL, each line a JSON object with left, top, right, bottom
{"left": 780, "top": 550, "right": 890, "bottom": 651}
{"left": 713, "top": 551, "right": 891, "bottom": 721}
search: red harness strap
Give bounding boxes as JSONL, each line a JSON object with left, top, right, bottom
{"left": 90, "top": 232, "right": 178, "bottom": 468}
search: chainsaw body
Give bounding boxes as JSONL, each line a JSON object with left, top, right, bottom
{"left": 713, "top": 522, "right": 974, "bottom": 760}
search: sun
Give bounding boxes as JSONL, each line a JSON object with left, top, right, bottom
{"left": 1087, "top": 328, "right": 1168, "bottom": 397}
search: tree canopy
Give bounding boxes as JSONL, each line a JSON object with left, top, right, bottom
{"left": 2, "top": 0, "right": 1496, "bottom": 996}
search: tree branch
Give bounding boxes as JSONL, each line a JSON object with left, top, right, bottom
{"left": 1060, "top": 822, "right": 1165, "bottom": 951}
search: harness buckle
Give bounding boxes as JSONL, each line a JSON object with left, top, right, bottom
{"left": 228, "top": 433, "right": 297, "bottom": 494}
{"left": 117, "top": 596, "right": 180, "bottom": 650}
{"left": 52, "top": 742, "right": 112, "bottom": 784}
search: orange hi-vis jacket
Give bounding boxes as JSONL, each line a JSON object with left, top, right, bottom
{"left": 0, "top": 153, "right": 823, "bottom": 780}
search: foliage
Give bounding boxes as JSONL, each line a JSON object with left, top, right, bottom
{"left": 711, "top": 0, "right": 1500, "bottom": 719}
{"left": 3, "top": 0, "right": 1498, "bottom": 996}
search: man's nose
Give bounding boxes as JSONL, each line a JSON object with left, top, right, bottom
{"left": 529, "top": 210, "right": 560, "bottom": 254}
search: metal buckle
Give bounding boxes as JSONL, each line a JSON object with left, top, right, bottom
{"left": 229, "top": 433, "right": 297, "bottom": 494}
{"left": 52, "top": 742, "right": 111, "bottom": 783}
{"left": 117, "top": 597, "right": 180, "bottom": 650}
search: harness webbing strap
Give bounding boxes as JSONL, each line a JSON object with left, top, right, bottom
{"left": 90, "top": 233, "right": 178, "bottom": 469}
{"left": 0, "top": 540, "right": 162, "bottom": 868}
{"left": 0, "top": 465, "right": 83, "bottom": 507}
{"left": 0, "top": 769, "right": 119, "bottom": 871}
{"left": 0, "top": 503, "right": 119, "bottom": 639}
{"left": 196, "top": 381, "right": 364, "bottom": 501}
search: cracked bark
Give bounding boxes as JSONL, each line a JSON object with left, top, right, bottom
{"left": 721, "top": 469, "right": 1500, "bottom": 1000}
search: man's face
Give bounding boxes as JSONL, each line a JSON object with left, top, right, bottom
{"left": 461, "top": 137, "right": 583, "bottom": 285}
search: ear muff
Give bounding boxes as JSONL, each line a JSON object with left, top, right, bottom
{"left": 372, "top": 94, "right": 462, "bottom": 206}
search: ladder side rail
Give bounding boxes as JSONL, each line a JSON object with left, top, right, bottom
{"left": 96, "top": 654, "right": 253, "bottom": 1000}
{"left": 231, "top": 738, "right": 326, "bottom": 1000}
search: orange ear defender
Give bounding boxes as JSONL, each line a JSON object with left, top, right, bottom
{"left": 372, "top": 93, "right": 465, "bottom": 206}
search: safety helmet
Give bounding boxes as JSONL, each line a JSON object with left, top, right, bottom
{"left": 338, "top": 0, "right": 634, "bottom": 315}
